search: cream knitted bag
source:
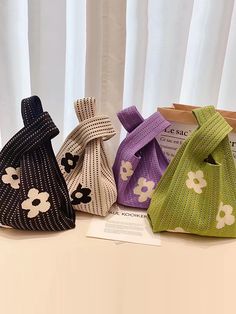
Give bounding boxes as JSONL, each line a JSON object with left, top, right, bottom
{"left": 57, "top": 97, "right": 117, "bottom": 216}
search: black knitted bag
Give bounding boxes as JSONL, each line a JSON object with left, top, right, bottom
{"left": 0, "top": 96, "right": 75, "bottom": 231}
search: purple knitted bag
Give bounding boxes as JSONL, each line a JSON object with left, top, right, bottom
{"left": 113, "top": 106, "right": 170, "bottom": 209}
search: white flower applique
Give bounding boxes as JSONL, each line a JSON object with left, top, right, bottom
{"left": 21, "top": 188, "right": 51, "bottom": 218}
{"left": 133, "top": 177, "right": 155, "bottom": 202}
{"left": 168, "top": 227, "right": 188, "bottom": 233}
{"left": 216, "top": 202, "right": 235, "bottom": 229}
{"left": 2, "top": 167, "right": 20, "bottom": 189}
{"left": 120, "top": 160, "right": 134, "bottom": 181}
{"left": 186, "top": 170, "right": 207, "bottom": 194}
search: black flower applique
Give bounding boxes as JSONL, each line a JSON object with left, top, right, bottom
{"left": 61, "top": 153, "right": 79, "bottom": 173}
{"left": 71, "top": 183, "right": 92, "bottom": 205}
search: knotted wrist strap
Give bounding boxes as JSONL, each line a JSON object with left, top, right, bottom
{"left": 21, "top": 96, "right": 59, "bottom": 150}
{"left": 117, "top": 106, "right": 170, "bottom": 158}
{"left": 70, "top": 98, "right": 116, "bottom": 150}
{"left": 117, "top": 106, "right": 144, "bottom": 132}
{"left": 189, "top": 106, "right": 232, "bottom": 160}
{"left": 0, "top": 97, "right": 59, "bottom": 165}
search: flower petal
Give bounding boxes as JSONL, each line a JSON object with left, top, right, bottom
{"left": 38, "top": 191, "right": 49, "bottom": 202}
{"left": 133, "top": 185, "right": 142, "bottom": 196}
{"left": 21, "top": 199, "right": 32, "bottom": 210}
{"left": 187, "top": 171, "right": 195, "bottom": 180}
{"left": 225, "top": 213, "right": 235, "bottom": 226}
{"left": 195, "top": 170, "right": 204, "bottom": 179}
{"left": 216, "top": 219, "right": 225, "bottom": 229}
{"left": 222, "top": 204, "right": 233, "bottom": 215}
{"left": 120, "top": 172, "right": 128, "bottom": 181}
{"left": 28, "top": 188, "right": 39, "bottom": 199}
{"left": 11, "top": 180, "right": 20, "bottom": 189}
{"left": 61, "top": 158, "right": 66, "bottom": 166}
{"left": 186, "top": 178, "right": 193, "bottom": 189}
{"left": 65, "top": 152, "right": 72, "bottom": 159}
{"left": 199, "top": 179, "right": 207, "bottom": 188}
{"left": 5, "top": 167, "right": 17, "bottom": 176}
{"left": 37, "top": 201, "right": 51, "bottom": 213}
{"left": 193, "top": 185, "right": 202, "bottom": 194}
{"left": 27, "top": 209, "right": 39, "bottom": 218}
{"left": 1, "top": 174, "right": 11, "bottom": 185}
{"left": 81, "top": 195, "right": 91, "bottom": 204}
{"left": 120, "top": 160, "right": 133, "bottom": 181}
{"left": 149, "top": 181, "right": 155, "bottom": 190}
{"left": 146, "top": 188, "right": 155, "bottom": 199}
{"left": 168, "top": 227, "right": 186, "bottom": 233}
{"left": 216, "top": 211, "right": 222, "bottom": 222}
{"left": 137, "top": 177, "right": 145, "bottom": 185}
{"left": 138, "top": 194, "right": 148, "bottom": 202}
{"left": 81, "top": 187, "right": 92, "bottom": 196}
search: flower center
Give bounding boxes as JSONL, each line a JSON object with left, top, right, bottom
{"left": 141, "top": 186, "right": 148, "bottom": 193}
{"left": 32, "top": 199, "right": 41, "bottom": 206}
{"left": 68, "top": 159, "right": 74, "bottom": 166}
{"left": 193, "top": 178, "right": 200, "bottom": 184}
{"left": 12, "top": 174, "right": 18, "bottom": 180}
{"left": 75, "top": 192, "right": 83, "bottom": 199}
{"left": 122, "top": 167, "right": 127, "bottom": 173}
{"left": 219, "top": 211, "right": 225, "bottom": 218}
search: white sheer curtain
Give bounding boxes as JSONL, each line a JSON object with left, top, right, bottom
{"left": 0, "top": 0, "right": 236, "bottom": 152}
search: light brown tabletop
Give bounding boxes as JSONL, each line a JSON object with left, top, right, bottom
{"left": 0, "top": 213, "right": 234, "bottom": 314}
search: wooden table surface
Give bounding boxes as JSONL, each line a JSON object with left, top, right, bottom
{"left": 0, "top": 213, "right": 234, "bottom": 314}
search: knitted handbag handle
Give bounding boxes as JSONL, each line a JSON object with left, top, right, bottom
{"left": 117, "top": 106, "right": 144, "bottom": 133}
{"left": 0, "top": 100, "right": 59, "bottom": 168}
{"left": 21, "top": 96, "right": 59, "bottom": 148}
{"left": 75, "top": 97, "right": 96, "bottom": 122}
{"left": 71, "top": 98, "right": 116, "bottom": 150}
{"left": 188, "top": 107, "right": 232, "bottom": 161}
{"left": 20, "top": 96, "right": 59, "bottom": 150}
{"left": 21, "top": 96, "right": 45, "bottom": 126}
{"left": 117, "top": 106, "right": 170, "bottom": 157}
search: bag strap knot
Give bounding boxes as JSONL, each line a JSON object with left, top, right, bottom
{"left": 117, "top": 106, "right": 144, "bottom": 132}
{"left": 189, "top": 106, "right": 232, "bottom": 160}
{"left": 71, "top": 98, "right": 116, "bottom": 148}
{"left": 118, "top": 106, "right": 170, "bottom": 157}
{"left": 0, "top": 97, "right": 59, "bottom": 166}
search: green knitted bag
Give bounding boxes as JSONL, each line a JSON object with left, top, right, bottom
{"left": 147, "top": 106, "right": 236, "bottom": 237}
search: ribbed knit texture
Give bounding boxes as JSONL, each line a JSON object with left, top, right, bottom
{"left": 113, "top": 106, "right": 170, "bottom": 209}
{"left": 57, "top": 97, "right": 117, "bottom": 216}
{"left": 0, "top": 96, "right": 75, "bottom": 231}
{"left": 147, "top": 106, "right": 236, "bottom": 237}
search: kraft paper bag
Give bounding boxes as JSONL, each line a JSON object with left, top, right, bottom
{"left": 156, "top": 104, "right": 236, "bottom": 162}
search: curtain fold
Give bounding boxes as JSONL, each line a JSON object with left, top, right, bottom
{"left": 123, "top": 0, "right": 148, "bottom": 113}
{"left": 142, "top": 0, "right": 194, "bottom": 116}
{"left": 0, "top": 0, "right": 31, "bottom": 147}
{"left": 85, "top": 0, "right": 126, "bottom": 159}
{"left": 180, "top": 0, "right": 234, "bottom": 106}
{"left": 64, "top": 0, "right": 86, "bottom": 136}
{"left": 28, "top": 0, "right": 67, "bottom": 148}
{"left": 218, "top": 1, "right": 236, "bottom": 110}
{"left": 1, "top": 0, "right": 236, "bottom": 152}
